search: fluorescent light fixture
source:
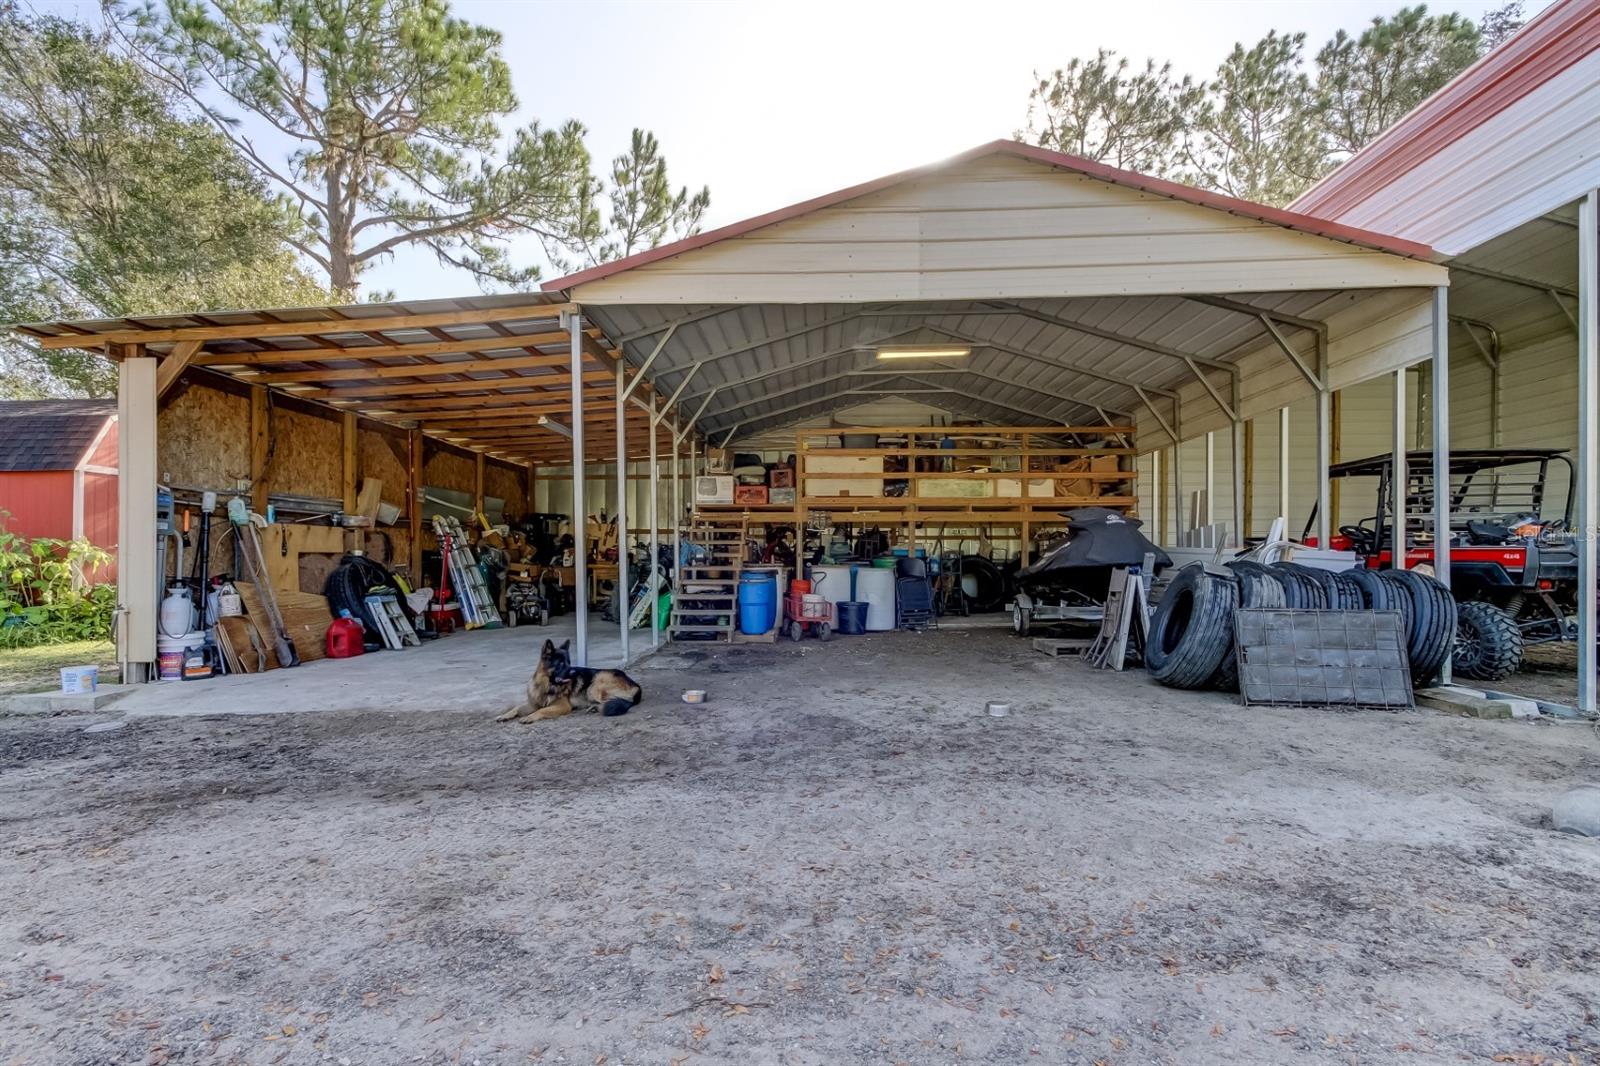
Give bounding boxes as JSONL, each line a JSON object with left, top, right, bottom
{"left": 874, "top": 345, "right": 972, "bottom": 361}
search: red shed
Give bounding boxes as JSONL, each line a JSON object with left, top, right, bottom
{"left": 0, "top": 400, "right": 119, "bottom": 580}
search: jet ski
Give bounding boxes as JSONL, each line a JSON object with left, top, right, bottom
{"left": 1011, "top": 508, "right": 1170, "bottom": 635}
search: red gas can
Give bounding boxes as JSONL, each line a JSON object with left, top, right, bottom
{"left": 326, "top": 616, "right": 366, "bottom": 658}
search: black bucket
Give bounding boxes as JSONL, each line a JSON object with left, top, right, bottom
{"left": 838, "top": 601, "right": 868, "bottom": 634}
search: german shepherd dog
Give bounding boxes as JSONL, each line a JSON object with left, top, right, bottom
{"left": 497, "top": 638, "right": 643, "bottom": 722}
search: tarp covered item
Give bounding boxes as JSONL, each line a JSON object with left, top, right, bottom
{"left": 1016, "top": 508, "right": 1172, "bottom": 601}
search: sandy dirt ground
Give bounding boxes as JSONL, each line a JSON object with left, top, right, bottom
{"left": 1507, "top": 642, "right": 1581, "bottom": 705}
{"left": 4, "top": 629, "right": 1600, "bottom": 1065}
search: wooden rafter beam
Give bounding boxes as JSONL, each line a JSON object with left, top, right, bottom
{"left": 155, "top": 339, "right": 201, "bottom": 399}
{"left": 242, "top": 353, "right": 572, "bottom": 386}
{"left": 332, "top": 391, "right": 579, "bottom": 415}
{"left": 191, "top": 328, "right": 595, "bottom": 366}
{"left": 302, "top": 368, "right": 611, "bottom": 400}
{"left": 36, "top": 302, "right": 575, "bottom": 349}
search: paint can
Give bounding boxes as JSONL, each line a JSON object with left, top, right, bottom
{"left": 156, "top": 631, "right": 204, "bottom": 681}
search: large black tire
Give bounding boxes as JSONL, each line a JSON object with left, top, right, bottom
{"left": 1324, "top": 571, "right": 1366, "bottom": 610}
{"left": 1343, "top": 567, "right": 1397, "bottom": 611}
{"left": 1378, "top": 569, "right": 1457, "bottom": 685}
{"left": 1228, "top": 565, "right": 1288, "bottom": 610}
{"left": 1271, "top": 562, "right": 1327, "bottom": 609}
{"left": 1214, "top": 566, "right": 1295, "bottom": 693}
{"left": 1146, "top": 565, "right": 1239, "bottom": 690}
{"left": 1453, "top": 600, "right": 1524, "bottom": 681}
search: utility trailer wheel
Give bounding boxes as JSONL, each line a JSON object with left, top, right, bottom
{"left": 788, "top": 619, "right": 804, "bottom": 642}
{"left": 1453, "top": 600, "right": 1524, "bottom": 681}
{"left": 816, "top": 622, "right": 833, "bottom": 642}
{"left": 1013, "top": 606, "right": 1032, "bottom": 636}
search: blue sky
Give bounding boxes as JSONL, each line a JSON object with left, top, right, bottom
{"left": 42, "top": 0, "right": 1549, "bottom": 300}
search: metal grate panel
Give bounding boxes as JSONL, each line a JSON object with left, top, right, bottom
{"left": 1236, "top": 609, "right": 1413, "bottom": 709}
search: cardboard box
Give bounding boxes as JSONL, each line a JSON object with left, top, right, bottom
{"left": 734, "top": 485, "right": 768, "bottom": 505}
{"left": 706, "top": 447, "right": 732, "bottom": 473}
{"left": 769, "top": 487, "right": 796, "bottom": 505}
{"left": 769, "top": 467, "right": 795, "bottom": 488}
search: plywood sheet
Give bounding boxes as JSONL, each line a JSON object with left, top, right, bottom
{"left": 235, "top": 580, "right": 330, "bottom": 664}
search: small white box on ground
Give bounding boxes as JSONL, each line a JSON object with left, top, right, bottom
{"left": 60, "top": 666, "right": 98, "bottom": 694}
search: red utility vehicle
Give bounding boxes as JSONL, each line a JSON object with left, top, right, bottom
{"left": 1302, "top": 449, "right": 1578, "bottom": 681}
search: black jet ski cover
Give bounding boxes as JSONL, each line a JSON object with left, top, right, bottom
{"left": 1017, "top": 508, "right": 1171, "bottom": 582}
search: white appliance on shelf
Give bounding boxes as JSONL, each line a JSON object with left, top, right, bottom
{"left": 694, "top": 475, "right": 735, "bottom": 505}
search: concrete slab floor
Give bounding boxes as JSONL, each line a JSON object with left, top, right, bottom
{"left": 106, "top": 614, "right": 664, "bottom": 718}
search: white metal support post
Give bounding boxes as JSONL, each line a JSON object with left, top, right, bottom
{"left": 614, "top": 364, "right": 629, "bottom": 665}
{"left": 1149, "top": 449, "right": 1162, "bottom": 542}
{"left": 1316, "top": 333, "right": 1332, "bottom": 547}
{"left": 1231, "top": 372, "right": 1245, "bottom": 547}
{"left": 1431, "top": 285, "right": 1452, "bottom": 685}
{"left": 116, "top": 350, "right": 157, "bottom": 682}
{"left": 670, "top": 416, "right": 681, "bottom": 647}
{"left": 1392, "top": 367, "right": 1408, "bottom": 571}
{"left": 648, "top": 397, "right": 660, "bottom": 648}
{"left": 1577, "top": 190, "right": 1598, "bottom": 713}
{"left": 1278, "top": 408, "right": 1290, "bottom": 530}
{"left": 1204, "top": 432, "right": 1215, "bottom": 528}
{"left": 1231, "top": 421, "right": 1246, "bottom": 546}
{"left": 1170, "top": 398, "right": 1183, "bottom": 542}
{"left": 567, "top": 311, "right": 589, "bottom": 667}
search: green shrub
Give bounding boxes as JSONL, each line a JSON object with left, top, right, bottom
{"left": 0, "top": 514, "right": 115, "bottom": 648}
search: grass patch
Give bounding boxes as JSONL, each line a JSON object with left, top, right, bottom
{"left": 0, "top": 640, "right": 117, "bottom": 695}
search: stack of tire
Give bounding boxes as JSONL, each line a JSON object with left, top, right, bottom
{"left": 1145, "top": 561, "right": 1456, "bottom": 692}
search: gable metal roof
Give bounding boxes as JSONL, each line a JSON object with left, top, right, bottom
{"left": 545, "top": 140, "right": 1434, "bottom": 296}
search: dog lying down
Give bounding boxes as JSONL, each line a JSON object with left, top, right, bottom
{"left": 497, "top": 638, "right": 643, "bottom": 723}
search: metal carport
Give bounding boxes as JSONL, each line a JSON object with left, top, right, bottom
{"left": 537, "top": 140, "right": 1451, "bottom": 657}
{"left": 22, "top": 141, "right": 1453, "bottom": 683}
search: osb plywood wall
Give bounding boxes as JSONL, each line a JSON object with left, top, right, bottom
{"left": 263, "top": 405, "right": 341, "bottom": 501}
{"left": 159, "top": 372, "right": 530, "bottom": 592}
{"left": 160, "top": 379, "right": 251, "bottom": 490}
{"left": 485, "top": 463, "right": 525, "bottom": 511}
{"left": 422, "top": 446, "right": 475, "bottom": 495}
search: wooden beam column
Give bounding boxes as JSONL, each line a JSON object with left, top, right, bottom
{"left": 341, "top": 411, "right": 358, "bottom": 513}
{"left": 1242, "top": 418, "right": 1255, "bottom": 539}
{"left": 408, "top": 428, "right": 424, "bottom": 580}
{"left": 250, "top": 385, "right": 270, "bottom": 515}
{"left": 474, "top": 452, "right": 486, "bottom": 521}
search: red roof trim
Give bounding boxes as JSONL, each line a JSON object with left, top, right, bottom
{"left": 542, "top": 140, "right": 1433, "bottom": 294}
{"left": 1294, "top": 0, "right": 1600, "bottom": 218}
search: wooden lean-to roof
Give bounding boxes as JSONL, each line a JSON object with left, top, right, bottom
{"left": 15, "top": 294, "right": 682, "bottom": 465}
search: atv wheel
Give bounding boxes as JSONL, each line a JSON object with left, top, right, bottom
{"left": 1453, "top": 600, "right": 1524, "bottom": 681}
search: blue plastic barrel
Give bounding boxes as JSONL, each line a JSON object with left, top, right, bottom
{"left": 837, "top": 601, "right": 868, "bottom": 634}
{"left": 738, "top": 571, "right": 778, "bottom": 635}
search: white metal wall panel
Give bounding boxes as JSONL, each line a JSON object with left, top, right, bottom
{"left": 1497, "top": 330, "right": 1580, "bottom": 517}
{"left": 1135, "top": 288, "right": 1436, "bottom": 446}
{"left": 572, "top": 155, "right": 1445, "bottom": 305}
{"left": 1303, "top": 54, "right": 1600, "bottom": 256}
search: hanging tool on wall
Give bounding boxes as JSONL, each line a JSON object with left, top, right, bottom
{"left": 228, "top": 496, "right": 300, "bottom": 668}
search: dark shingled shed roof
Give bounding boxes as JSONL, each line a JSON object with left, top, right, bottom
{"left": 0, "top": 400, "right": 115, "bottom": 472}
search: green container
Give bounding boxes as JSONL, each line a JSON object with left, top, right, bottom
{"left": 872, "top": 556, "right": 896, "bottom": 568}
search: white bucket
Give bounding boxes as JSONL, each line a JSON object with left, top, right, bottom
{"left": 156, "top": 631, "right": 204, "bottom": 681}
{"left": 60, "top": 665, "right": 98, "bottom": 694}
